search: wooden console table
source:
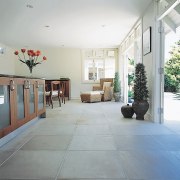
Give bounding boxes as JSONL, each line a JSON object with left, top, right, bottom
{"left": 0, "top": 74, "right": 46, "bottom": 139}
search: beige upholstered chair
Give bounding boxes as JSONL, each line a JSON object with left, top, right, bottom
{"left": 93, "top": 78, "right": 113, "bottom": 101}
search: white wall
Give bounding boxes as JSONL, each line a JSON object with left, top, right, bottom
{"left": 143, "top": 1, "right": 161, "bottom": 122}
{"left": 14, "top": 48, "right": 118, "bottom": 99}
{"left": 142, "top": 2, "right": 154, "bottom": 121}
{"left": 0, "top": 43, "right": 15, "bottom": 75}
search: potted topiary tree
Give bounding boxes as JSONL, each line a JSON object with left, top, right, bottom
{"left": 113, "top": 72, "right": 121, "bottom": 102}
{"left": 132, "top": 63, "right": 149, "bottom": 120}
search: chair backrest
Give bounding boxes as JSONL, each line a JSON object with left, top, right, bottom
{"left": 51, "top": 81, "right": 61, "bottom": 96}
{"left": 45, "top": 83, "right": 49, "bottom": 92}
{"left": 100, "top": 78, "right": 113, "bottom": 89}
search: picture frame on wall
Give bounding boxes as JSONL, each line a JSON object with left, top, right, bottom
{"left": 143, "top": 27, "right": 151, "bottom": 56}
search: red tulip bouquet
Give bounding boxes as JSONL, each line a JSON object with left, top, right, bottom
{"left": 14, "top": 49, "right": 47, "bottom": 73}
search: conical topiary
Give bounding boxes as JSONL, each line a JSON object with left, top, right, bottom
{"left": 113, "top": 72, "right": 120, "bottom": 93}
{"left": 113, "top": 72, "right": 121, "bottom": 102}
{"left": 133, "top": 63, "right": 149, "bottom": 101}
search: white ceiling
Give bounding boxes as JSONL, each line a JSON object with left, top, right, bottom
{"left": 0, "top": 0, "right": 152, "bottom": 49}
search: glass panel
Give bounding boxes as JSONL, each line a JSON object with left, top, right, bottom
{"left": 0, "top": 85, "right": 10, "bottom": 129}
{"left": 94, "top": 59, "right": 104, "bottom": 80}
{"left": 38, "top": 84, "right": 44, "bottom": 110}
{"left": 16, "top": 85, "right": 25, "bottom": 120}
{"left": 29, "top": 84, "right": 35, "bottom": 114}
{"left": 105, "top": 58, "right": 115, "bottom": 78}
{"left": 84, "top": 59, "right": 94, "bottom": 80}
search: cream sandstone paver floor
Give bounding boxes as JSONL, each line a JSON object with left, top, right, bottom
{"left": 0, "top": 100, "right": 180, "bottom": 179}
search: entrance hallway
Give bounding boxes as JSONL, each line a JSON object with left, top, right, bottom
{"left": 0, "top": 100, "right": 180, "bottom": 179}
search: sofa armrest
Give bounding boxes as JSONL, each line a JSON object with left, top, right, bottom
{"left": 93, "top": 86, "right": 102, "bottom": 91}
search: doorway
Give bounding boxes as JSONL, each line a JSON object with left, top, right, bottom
{"left": 164, "top": 26, "right": 180, "bottom": 122}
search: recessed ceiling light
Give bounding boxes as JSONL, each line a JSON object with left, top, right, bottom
{"left": 26, "top": 4, "right": 33, "bottom": 8}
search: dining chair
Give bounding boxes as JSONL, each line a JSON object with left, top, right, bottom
{"left": 45, "top": 81, "right": 61, "bottom": 108}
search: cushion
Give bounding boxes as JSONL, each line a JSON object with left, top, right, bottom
{"left": 45, "top": 91, "right": 50, "bottom": 96}
{"left": 52, "top": 90, "right": 58, "bottom": 96}
{"left": 103, "top": 82, "right": 112, "bottom": 91}
{"left": 81, "top": 91, "right": 102, "bottom": 95}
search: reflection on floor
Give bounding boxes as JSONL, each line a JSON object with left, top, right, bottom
{"left": 0, "top": 100, "right": 180, "bottom": 179}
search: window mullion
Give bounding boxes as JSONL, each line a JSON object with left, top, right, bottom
{"left": 93, "top": 59, "right": 95, "bottom": 81}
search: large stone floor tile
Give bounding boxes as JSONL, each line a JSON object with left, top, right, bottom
{"left": 152, "top": 134, "right": 180, "bottom": 150}
{"left": 106, "top": 116, "right": 137, "bottom": 125}
{"left": 0, "top": 133, "right": 34, "bottom": 151}
{"left": 74, "top": 125, "right": 111, "bottom": 135}
{"left": 110, "top": 124, "right": 153, "bottom": 135}
{"left": 110, "top": 123, "right": 175, "bottom": 135}
{"left": 69, "top": 135, "right": 116, "bottom": 150}
{"left": 21, "top": 135, "right": 72, "bottom": 150}
{"left": 32, "top": 125, "right": 76, "bottom": 135}
{"left": 46, "top": 110, "right": 81, "bottom": 118}
{"left": 58, "top": 151, "right": 126, "bottom": 179}
{"left": 118, "top": 150, "right": 180, "bottom": 180}
{"left": 0, "top": 150, "right": 14, "bottom": 165}
{"left": 43, "top": 117, "right": 78, "bottom": 124}
{"left": 164, "top": 122, "right": 180, "bottom": 133}
{"left": 0, "top": 150, "right": 65, "bottom": 179}
{"left": 147, "top": 125, "right": 175, "bottom": 135}
{"left": 114, "top": 135, "right": 165, "bottom": 150}
{"left": 77, "top": 117, "right": 108, "bottom": 125}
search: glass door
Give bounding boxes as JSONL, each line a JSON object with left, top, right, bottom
{"left": 164, "top": 27, "right": 180, "bottom": 122}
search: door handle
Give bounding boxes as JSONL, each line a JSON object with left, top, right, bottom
{"left": 10, "top": 80, "right": 15, "bottom": 91}
{"left": 24, "top": 80, "right": 30, "bottom": 89}
{"left": 36, "top": 81, "right": 39, "bottom": 88}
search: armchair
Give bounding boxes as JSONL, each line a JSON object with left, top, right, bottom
{"left": 93, "top": 78, "right": 113, "bottom": 101}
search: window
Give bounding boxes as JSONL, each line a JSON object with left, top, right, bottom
{"left": 105, "top": 58, "right": 115, "bottom": 78}
{"left": 83, "top": 51, "right": 115, "bottom": 82}
{"left": 84, "top": 59, "right": 104, "bottom": 81}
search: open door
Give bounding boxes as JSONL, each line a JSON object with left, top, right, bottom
{"left": 157, "top": 0, "right": 180, "bottom": 123}
{"left": 164, "top": 27, "right": 180, "bottom": 122}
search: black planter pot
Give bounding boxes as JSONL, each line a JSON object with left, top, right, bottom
{"left": 132, "top": 100, "right": 149, "bottom": 120}
{"left": 121, "top": 104, "right": 134, "bottom": 118}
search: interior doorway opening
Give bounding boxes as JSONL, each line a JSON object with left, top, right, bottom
{"left": 164, "top": 26, "right": 180, "bottom": 122}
